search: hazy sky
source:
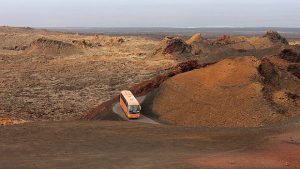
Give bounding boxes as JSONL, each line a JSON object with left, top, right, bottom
{"left": 1, "top": 0, "right": 300, "bottom": 27}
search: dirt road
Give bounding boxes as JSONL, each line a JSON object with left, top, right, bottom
{"left": 1, "top": 120, "right": 300, "bottom": 169}
{"left": 112, "top": 96, "right": 159, "bottom": 124}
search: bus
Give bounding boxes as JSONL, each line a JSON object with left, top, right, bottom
{"left": 119, "top": 90, "right": 141, "bottom": 119}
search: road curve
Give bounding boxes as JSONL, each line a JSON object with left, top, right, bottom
{"left": 112, "top": 96, "right": 159, "bottom": 125}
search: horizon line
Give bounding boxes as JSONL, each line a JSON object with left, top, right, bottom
{"left": 37, "top": 26, "right": 300, "bottom": 29}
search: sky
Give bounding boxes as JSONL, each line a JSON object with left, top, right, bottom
{"left": 0, "top": 0, "right": 300, "bottom": 28}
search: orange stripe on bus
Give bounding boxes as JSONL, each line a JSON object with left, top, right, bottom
{"left": 120, "top": 97, "right": 129, "bottom": 116}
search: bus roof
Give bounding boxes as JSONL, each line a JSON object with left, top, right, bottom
{"left": 120, "top": 90, "right": 140, "bottom": 106}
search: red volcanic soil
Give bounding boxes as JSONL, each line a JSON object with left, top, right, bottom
{"left": 0, "top": 118, "right": 26, "bottom": 126}
{"left": 82, "top": 60, "right": 215, "bottom": 120}
{"left": 187, "top": 125, "right": 300, "bottom": 169}
{"left": 0, "top": 118, "right": 13, "bottom": 125}
{"left": 82, "top": 31, "right": 298, "bottom": 128}
{"left": 148, "top": 56, "right": 300, "bottom": 127}
{"left": 83, "top": 53, "right": 299, "bottom": 128}
{"left": 1, "top": 120, "right": 300, "bottom": 169}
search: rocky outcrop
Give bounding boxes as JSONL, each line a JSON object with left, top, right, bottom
{"left": 279, "top": 46, "right": 300, "bottom": 62}
{"left": 186, "top": 33, "right": 202, "bottom": 45}
{"left": 212, "top": 35, "right": 233, "bottom": 46}
{"left": 130, "top": 60, "right": 213, "bottom": 96}
{"left": 72, "top": 39, "right": 100, "bottom": 48}
{"left": 287, "top": 64, "right": 300, "bottom": 78}
{"left": 258, "top": 56, "right": 300, "bottom": 114}
{"left": 2, "top": 45, "right": 28, "bottom": 51}
{"left": 186, "top": 33, "right": 203, "bottom": 55}
{"left": 104, "top": 37, "right": 125, "bottom": 46}
{"left": 263, "top": 30, "right": 289, "bottom": 45}
{"left": 156, "top": 36, "right": 192, "bottom": 56}
{"left": 27, "top": 38, "right": 81, "bottom": 56}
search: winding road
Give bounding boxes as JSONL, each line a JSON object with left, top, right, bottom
{"left": 112, "top": 96, "right": 159, "bottom": 124}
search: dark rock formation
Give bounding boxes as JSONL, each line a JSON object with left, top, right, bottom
{"left": 157, "top": 36, "right": 192, "bottom": 55}
{"left": 263, "top": 30, "right": 289, "bottom": 45}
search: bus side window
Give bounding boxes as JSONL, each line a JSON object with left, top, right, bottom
{"left": 125, "top": 96, "right": 128, "bottom": 106}
{"left": 120, "top": 94, "right": 128, "bottom": 107}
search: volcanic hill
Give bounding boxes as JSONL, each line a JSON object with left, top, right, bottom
{"left": 144, "top": 55, "right": 299, "bottom": 128}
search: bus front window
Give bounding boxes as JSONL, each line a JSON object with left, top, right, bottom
{"left": 129, "top": 106, "right": 140, "bottom": 114}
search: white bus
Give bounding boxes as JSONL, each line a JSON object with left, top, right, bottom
{"left": 119, "top": 90, "right": 141, "bottom": 119}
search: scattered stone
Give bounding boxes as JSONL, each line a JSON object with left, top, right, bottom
{"left": 72, "top": 40, "right": 97, "bottom": 48}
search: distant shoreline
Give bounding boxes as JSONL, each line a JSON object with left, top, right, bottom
{"left": 41, "top": 27, "right": 300, "bottom": 39}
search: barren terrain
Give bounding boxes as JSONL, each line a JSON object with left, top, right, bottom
{"left": 149, "top": 56, "right": 299, "bottom": 127}
{"left": 1, "top": 27, "right": 298, "bottom": 122}
{"left": 1, "top": 119, "right": 300, "bottom": 169}
{"left": 1, "top": 26, "right": 300, "bottom": 169}
{"left": 0, "top": 26, "right": 176, "bottom": 121}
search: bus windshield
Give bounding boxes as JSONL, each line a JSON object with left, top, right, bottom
{"left": 128, "top": 105, "right": 141, "bottom": 114}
